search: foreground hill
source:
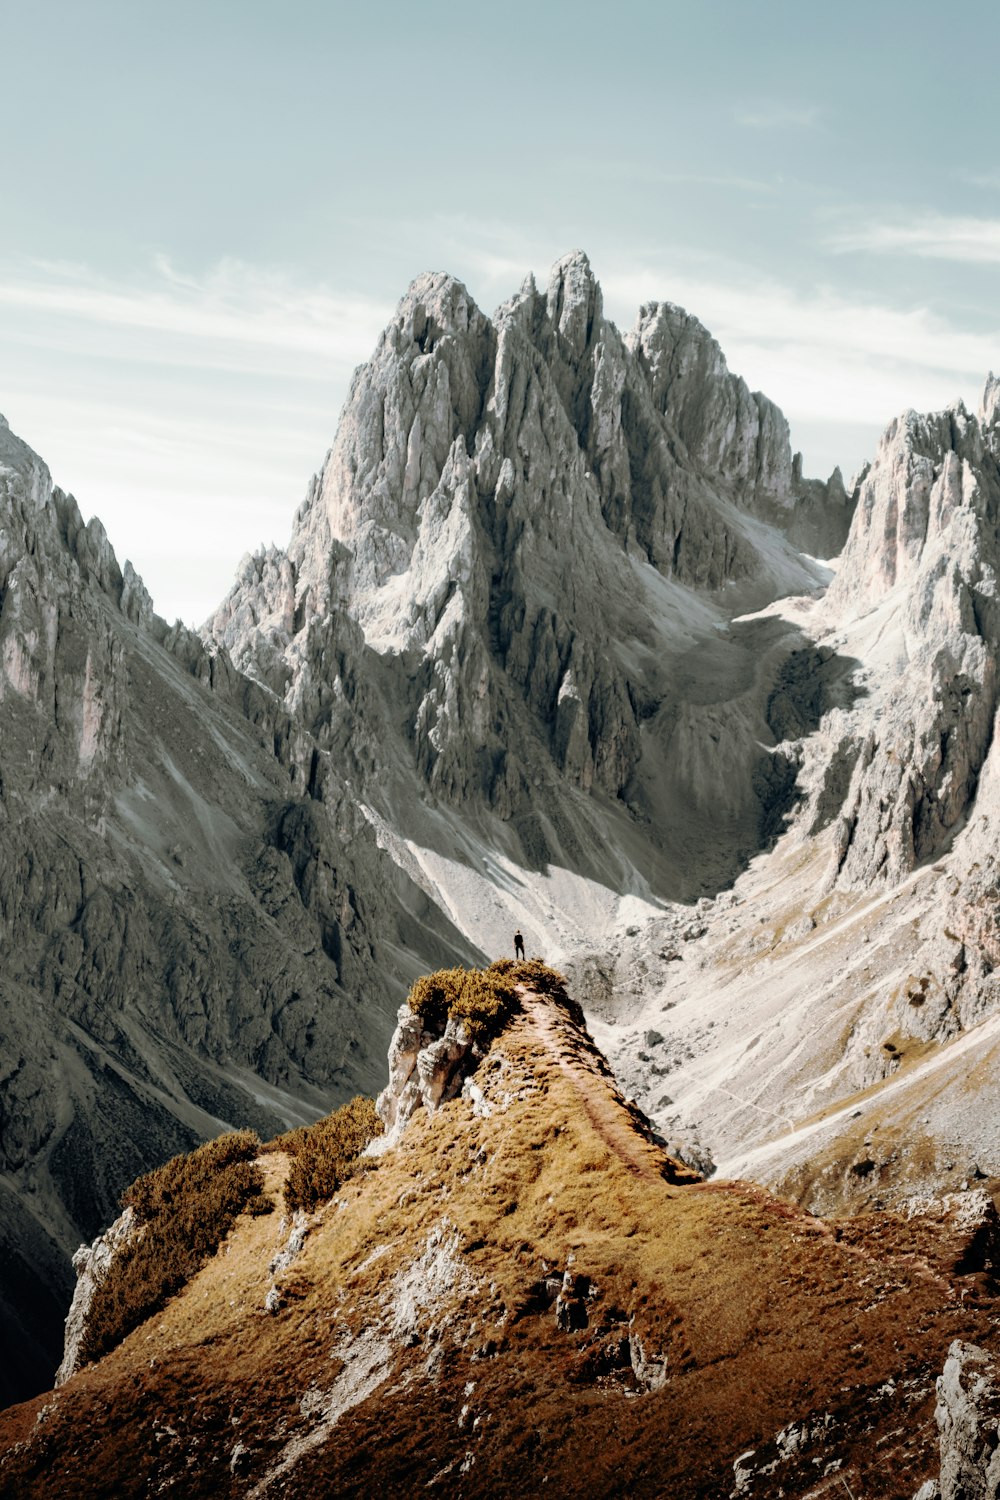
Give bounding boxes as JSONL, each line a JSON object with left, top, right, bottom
{"left": 2, "top": 974, "right": 998, "bottom": 1499}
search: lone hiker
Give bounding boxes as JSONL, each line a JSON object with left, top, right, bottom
{"left": 514, "top": 929, "right": 525, "bottom": 960}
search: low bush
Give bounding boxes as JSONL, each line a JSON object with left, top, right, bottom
{"left": 81, "top": 1130, "right": 267, "bottom": 1366}
{"left": 282, "top": 1095, "right": 383, "bottom": 1213}
{"left": 494, "top": 958, "right": 568, "bottom": 998}
{"left": 407, "top": 967, "right": 467, "bottom": 1033}
{"left": 450, "top": 968, "right": 519, "bottom": 1047}
{"left": 506, "top": 959, "right": 586, "bottom": 1024}
{"left": 406, "top": 964, "right": 520, "bottom": 1048}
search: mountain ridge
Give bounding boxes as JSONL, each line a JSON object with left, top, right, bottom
{"left": 2, "top": 975, "right": 997, "bottom": 1498}
{"left": 5, "top": 246, "right": 1000, "bottom": 1425}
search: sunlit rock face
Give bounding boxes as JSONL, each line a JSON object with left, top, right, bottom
{"left": 824, "top": 395, "right": 1000, "bottom": 889}
{"left": 208, "top": 251, "right": 848, "bottom": 876}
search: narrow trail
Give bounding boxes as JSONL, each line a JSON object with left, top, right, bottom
{"left": 520, "top": 988, "right": 973, "bottom": 1305}
{"left": 518, "top": 988, "right": 696, "bottom": 1185}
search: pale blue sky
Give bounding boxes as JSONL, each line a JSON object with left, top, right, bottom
{"left": 2, "top": 0, "right": 999, "bottom": 621}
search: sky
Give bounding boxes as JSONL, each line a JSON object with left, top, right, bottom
{"left": 2, "top": 0, "right": 999, "bottom": 623}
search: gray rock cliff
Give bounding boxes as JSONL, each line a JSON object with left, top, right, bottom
{"left": 0, "top": 416, "right": 477, "bottom": 1406}
{"left": 824, "top": 392, "right": 1000, "bottom": 889}
{"left": 207, "top": 252, "right": 850, "bottom": 900}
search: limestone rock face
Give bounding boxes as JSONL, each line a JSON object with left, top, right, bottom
{"left": 824, "top": 394, "right": 1000, "bottom": 888}
{"left": 207, "top": 252, "right": 848, "bottom": 891}
{"left": 374, "top": 1004, "right": 477, "bottom": 1148}
{"left": 628, "top": 299, "right": 797, "bottom": 512}
{"left": 920, "top": 1341, "right": 1000, "bottom": 1500}
{"left": 0, "top": 417, "right": 478, "bottom": 1406}
{"left": 55, "top": 1208, "right": 136, "bottom": 1387}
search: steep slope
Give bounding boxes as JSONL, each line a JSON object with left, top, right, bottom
{"left": 0, "top": 416, "right": 475, "bottom": 1406}
{"left": 12, "top": 242, "right": 1000, "bottom": 1425}
{"left": 208, "top": 252, "right": 851, "bottom": 925}
{"left": 1, "top": 981, "right": 996, "bottom": 1499}
{"left": 587, "top": 378, "right": 1000, "bottom": 1210}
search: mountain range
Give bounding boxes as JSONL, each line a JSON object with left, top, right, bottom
{"left": 3, "top": 250, "right": 1000, "bottom": 1489}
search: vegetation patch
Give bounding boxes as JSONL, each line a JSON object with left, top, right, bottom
{"left": 407, "top": 963, "right": 521, "bottom": 1048}
{"left": 277, "top": 1095, "right": 383, "bottom": 1213}
{"left": 407, "top": 966, "right": 468, "bottom": 1033}
{"left": 81, "top": 1130, "right": 269, "bottom": 1366}
{"left": 406, "top": 959, "right": 578, "bottom": 1050}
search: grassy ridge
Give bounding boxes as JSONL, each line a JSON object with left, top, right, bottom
{"left": 407, "top": 958, "right": 571, "bottom": 1045}
{"left": 79, "top": 960, "right": 570, "bottom": 1366}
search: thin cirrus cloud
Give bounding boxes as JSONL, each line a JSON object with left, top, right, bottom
{"left": 598, "top": 262, "right": 998, "bottom": 440}
{"left": 831, "top": 214, "right": 1000, "bottom": 264}
{"left": 0, "top": 256, "right": 393, "bottom": 374}
{"left": 0, "top": 255, "right": 399, "bottom": 623}
{"left": 430, "top": 223, "right": 996, "bottom": 434}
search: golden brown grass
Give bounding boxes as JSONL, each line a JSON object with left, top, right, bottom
{"left": 407, "top": 962, "right": 521, "bottom": 1046}
{"left": 275, "top": 1095, "right": 383, "bottom": 1213}
{"left": 79, "top": 1129, "right": 269, "bottom": 1366}
{"left": 3, "top": 987, "right": 997, "bottom": 1499}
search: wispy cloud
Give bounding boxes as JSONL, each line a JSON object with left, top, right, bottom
{"left": 601, "top": 260, "right": 998, "bottom": 426}
{"left": 830, "top": 213, "right": 1000, "bottom": 263}
{"left": 0, "top": 254, "right": 398, "bottom": 622}
{"left": 0, "top": 257, "right": 393, "bottom": 373}
{"left": 577, "top": 160, "right": 781, "bottom": 194}
{"left": 735, "top": 103, "right": 822, "bottom": 130}
{"left": 399, "top": 218, "right": 998, "bottom": 443}
{"left": 958, "top": 169, "right": 1000, "bottom": 191}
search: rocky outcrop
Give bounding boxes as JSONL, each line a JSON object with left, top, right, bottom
{"left": 825, "top": 391, "right": 1000, "bottom": 889}
{"left": 55, "top": 1209, "right": 136, "bottom": 1386}
{"left": 914, "top": 1341, "right": 1000, "bottom": 1499}
{"left": 207, "top": 252, "right": 848, "bottom": 898}
{"left": 374, "top": 1004, "right": 479, "bottom": 1148}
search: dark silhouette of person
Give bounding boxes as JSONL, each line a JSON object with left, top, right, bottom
{"left": 514, "top": 929, "right": 525, "bottom": 959}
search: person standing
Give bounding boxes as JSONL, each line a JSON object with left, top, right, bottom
{"left": 514, "top": 929, "right": 525, "bottom": 959}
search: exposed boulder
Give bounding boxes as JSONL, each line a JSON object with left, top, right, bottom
{"left": 914, "top": 1340, "right": 1000, "bottom": 1499}
{"left": 374, "top": 1005, "right": 479, "bottom": 1148}
{"left": 55, "top": 1208, "right": 136, "bottom": 1387}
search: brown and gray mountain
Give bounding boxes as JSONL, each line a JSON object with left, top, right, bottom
{"left": 24, "top": 245, "right": 992, "bottom": 1416}
{"left": 0, "top": 415, "right": 474, "bottom": 1407}
{"left": 4, "top": 982, "right": 999, "bottom": 1500}
{"left": 208, "top": 251, "right": 851, "bottom": 898}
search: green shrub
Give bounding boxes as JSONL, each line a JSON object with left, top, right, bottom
{"left": 81, "top": 1130, "right": 267, "bottom": 1366}
{"left": 283, "top": 1095, "right": 383, "bottom": 1213}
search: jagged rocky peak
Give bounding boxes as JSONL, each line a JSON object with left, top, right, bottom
{"left": 628, "top": 296, "right": 794, "bottom": 503}
{"left": 212, "top": 249, "right": 847, "bottom": 655}
{"left": 817, "top": 384, "right": 1000, "bottom": 890}
{"left": 829, "top": 396, "right": 998, "bottom": 617}
{"left": 981, "top": 369, "right": 1000, "bottom": 435}
{"left": 208, "top": 250, "right": 850, "bottom": 829}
